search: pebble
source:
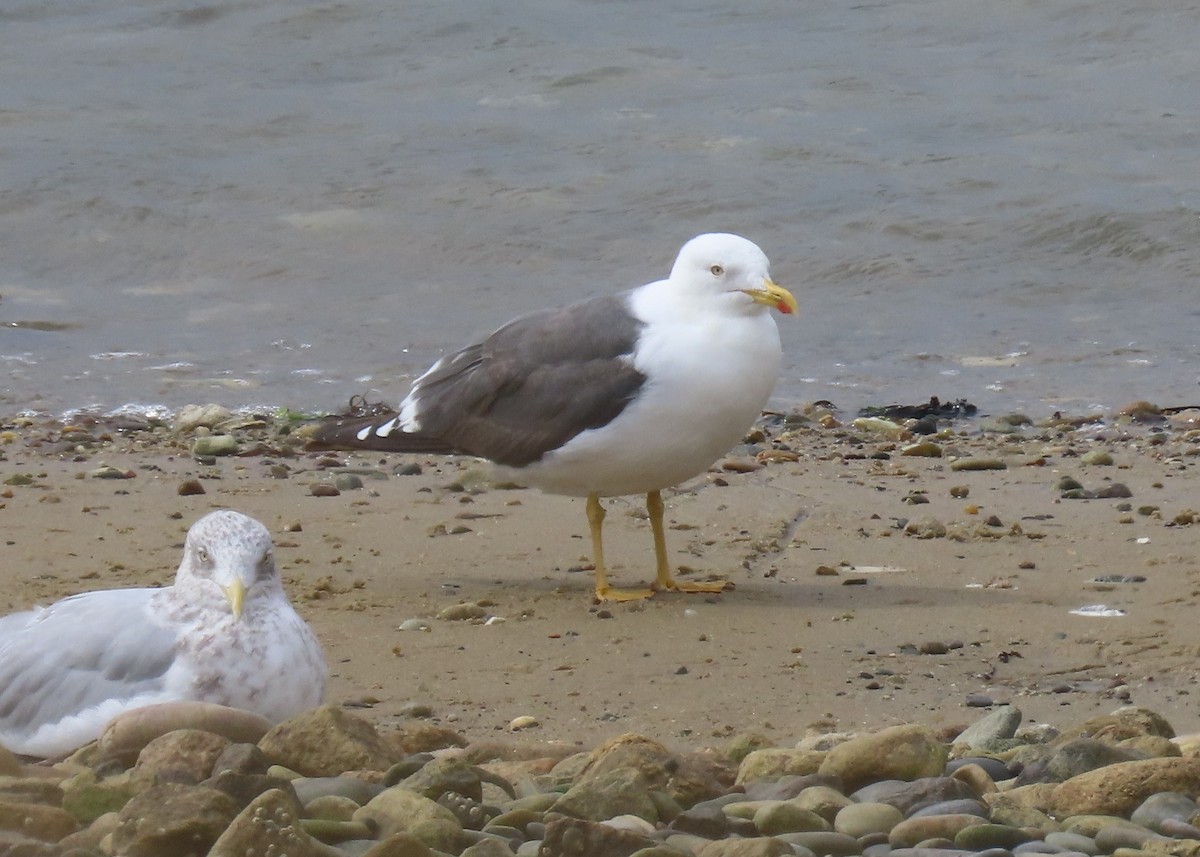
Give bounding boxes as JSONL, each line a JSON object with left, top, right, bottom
{"left": 13, "top": 683, "right": 1200, "bottom": 857}
{"left": 90, "top": 464, "right": 135, "bottom": 479}
{"left": 192, "top": 434, "right": 240, "bottom": 456}
{"left": 950, "top": 458, "right": 1007, "bottom": 471}
{"left": 953, "top": 707, "right": 1022, "bottom": 750}
{"left": 177, "top": 478, "right": 206, "bottom": 495}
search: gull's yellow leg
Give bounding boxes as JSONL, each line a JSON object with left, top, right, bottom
{"left": 648, "top": 490, "right": 734, "bottom": 594}
{"left": 588, "top": 493, "right": 653, "bottom": 602}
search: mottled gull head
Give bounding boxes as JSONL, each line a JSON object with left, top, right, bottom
{"left": 174, "top": 510, "right": 282, "bottom": 619}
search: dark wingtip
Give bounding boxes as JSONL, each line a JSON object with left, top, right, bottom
{"left": 298, "top": 395, "right": 455, "bottom": 455}
{"left": 298, "top": 395, "right": 399, "bottom": 450}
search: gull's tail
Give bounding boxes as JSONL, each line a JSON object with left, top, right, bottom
{"left": 300, "top": 397, "right": 453, "bottom": 454}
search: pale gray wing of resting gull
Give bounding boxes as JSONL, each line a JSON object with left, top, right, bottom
{"left": 0, "top": 509, "right": 328, "bottom": 758}
{"left": 307, "top": 232, "right": 799, "bottom": 602}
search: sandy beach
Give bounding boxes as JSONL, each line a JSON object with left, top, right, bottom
{"left": 1, "top": 402, "right": 1198, "bottom": 753}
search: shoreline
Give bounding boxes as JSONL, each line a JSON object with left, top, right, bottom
{"left": 1, "top": 400, "right": 1198, "bottom": 751}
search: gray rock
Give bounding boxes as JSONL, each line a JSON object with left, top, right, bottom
{"left": 819, "top": 725, "right": 948, "bottom": 792}
{"left": 670, "top": 802, "right": 730, "bottom": 838}
{"left": 793, "top": 785, "right": 853, "bottom": 822}
{"left": 955, "top": 707, "right": 1022, "bottom": 750}
{"left": 174, "top": 404, "right": 234, "bottom": 433}
{"left": 209, "top": 787, "right": 326, "bottom": 856}
{"left": 1092, "top": 822, "right": 1167, "bottom": 852}
{"left": 629, "top": 847, "right": 696, "bottom": 857}
{"left": 0, "top": 800, "right": 78, "bottom": 843}
{"left": 888, "top": 814, "right": 987, "bottom": 848}
{"left": 300, "top": 818, "right": 374, "bottom": 845}
{"left": 1058, "top": 707, "right": 1176, "bottom": 743}
{"left": 258, "top": 705, "right": 401, "bottom": 777}
{"left": 568, "top": 738, "right": 730, "bottom": 809}
{"left": 1128, "top": 791, "right": 1200, "bottom": 833}
{"left": 752, "top": 802, "right": 828, "bottom": 835}
{"left": 192, "top": 434, "right": 240, "bottom": 456}
{"left": 292, "top": 775, "right": 382, "bottom": 807}
{"left": 203, "top": 770, "right": 301, "bottom": 812}
{"left": 539, "top": 815, "right": 656, "bottom": 857}
{"left": 736, "top": 749, "right": 825, "bottom": 784}
{"left": 1045, "top": 738, "right": 1142, "bottom": 782}
{"left": 909, "top": 800, "right": 988, "bottom": 819}
{"left": 1042, "top": 832, "right": 1100, "bottom": 855}
{"left": 946, "top": 757, "right": 1012, "bottom": 783}
{"left": 111, "top": 782, "right": 239, "bottom": 856}
{"left": 461, "top": 838, "right": 520, "bottom": 857}
{"left": 741, "top": 774, "right": 843, "bottom": 801}
{"left": 852, "top": 778, "right": 979, "bottom": 816}
{"left": 953, "top": 823, "right": 1034, "bottom": 850}
{"left": 305, "top": 794, "right": 362, "bottom": 822}
{"left": 133, "top": 729, "right": 232, "bottom": 786}
{"left": 695, "top": 838, "right": 795, "bottom": 857}
{"left": 355, "top": 786, "right": 464, "bottom": 852}
{"left": 402, "top": 757, "right": 485, "bottom": 802}
{"left": 834, "top": 802, "right": 904, "bottom": 838}
{"left": 359, "top": 832, "right": 438, "bottom": 856}
{"left": 551, "top": 767, "right": 658, "bottom": 824}
{"left": 1050, "top": 757, "right": 1200, "bottom": 817}
{"left": 212, "top": 743, "right": 271, "bottom": 776}
{"left": 774, "top": 831, "right": 863, "bottom": 856}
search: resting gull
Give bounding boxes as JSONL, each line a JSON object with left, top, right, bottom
{"left": 0, "top": 510, "right": 327, "bottom": 758}
{"left": 309, "top": 232, "right": 797, "bottom": 601}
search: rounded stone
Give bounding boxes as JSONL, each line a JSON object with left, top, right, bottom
{"left": 909, "top": 799, "right": 988, "bottom": 819}
{"left": 888, "top": 813, "right": 987, "bottom": 847}
{"left": 192, "top": 434, "right": 240, "bottom": 456}
{"left": 1129, "top": 791, "right": 1200, "bottom": 833}
{"left": 753, "top": 802, "right": 829, "bottom": 835}
{"left": 819, "top": 725, "right": 949, "bottom": 792}
{"left": 776, "top": 830, "right": 864, "bottom": 856}
{"left": 1043, "top": 831, "right": 1101, "bottom": 855}
{"left": 954, "top": 822, "right": 1036, "bottom": 850}
{"left": 835, "top": 803, "right": 904, "bottom": 838}
{"left": 794, "top": 785, "right": 855, "bottom": 823}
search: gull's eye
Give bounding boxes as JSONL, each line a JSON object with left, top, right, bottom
{"left": 197, "top": 547, "right": 210, "bottom": 564}
{"left": 257, "top": 551, "right": 274, "bottom": 581}
{"left": 709, "top": 264, "right": 724, "bottom": 277}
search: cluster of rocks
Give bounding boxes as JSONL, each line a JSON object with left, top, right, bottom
{"left": 2, "top": 701, "right": 1198, "bottom": 857}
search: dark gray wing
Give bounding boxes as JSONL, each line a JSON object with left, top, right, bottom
{"left": 0, "top": 589, "right": 179, "bottom": 746}
{"left": 309, "top": 293, "right": 648, "bottom": 467}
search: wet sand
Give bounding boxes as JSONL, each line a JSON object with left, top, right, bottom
{"left": 1, "top": 404, "right": 1198, "bottom": 752}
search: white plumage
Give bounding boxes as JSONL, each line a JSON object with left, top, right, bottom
{"left": 0, "top": 510, "right": 327, "bottom": 758}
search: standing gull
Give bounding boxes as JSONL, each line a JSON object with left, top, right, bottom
{"left": 309, "top": 233, "right": 797, "bottom": 601}
{"left": 0, "top": 510, "right": 327, "bottom": 758}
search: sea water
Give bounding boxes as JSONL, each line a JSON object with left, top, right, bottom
{"left": 3, "top": 0, "right": 1198, "bottom": 417}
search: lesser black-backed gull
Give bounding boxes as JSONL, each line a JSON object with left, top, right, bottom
{"left": 309, "top": 233, "right": 797, "bottom": 601}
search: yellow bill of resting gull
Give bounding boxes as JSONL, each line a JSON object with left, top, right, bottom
{"left": 308, "top": 232, "right": 797, "bottom": 602}
{"left": 0, "top": 510, "right": 327, "bottom": 758}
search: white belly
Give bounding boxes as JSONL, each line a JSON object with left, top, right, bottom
{"left": 514, "top": 311, "right": 782, "bottom": 497}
